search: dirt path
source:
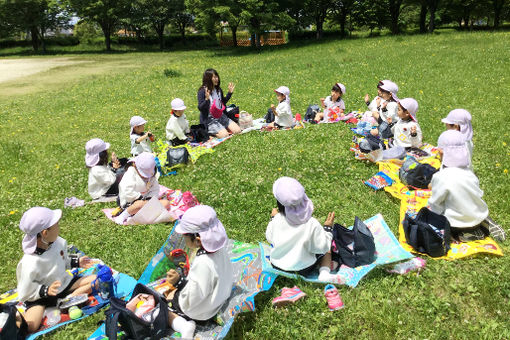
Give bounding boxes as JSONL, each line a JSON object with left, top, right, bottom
{"left": 0, "top": 58, "right": 89, "bottom": 83}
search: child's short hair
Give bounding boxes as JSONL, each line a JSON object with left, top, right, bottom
{"left": 97, "top": 150, "right": 109, "bottom": 166}
{"left": 276, "top": 200, "right": 286, "bottom": 216}
{"left": 331, "top": 82, "right": 345, "bottom": 94}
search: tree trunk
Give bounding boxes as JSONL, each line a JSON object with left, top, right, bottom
{"left": 428, "top": 0, "right": 439, "bottom": 33}
{"left": 388, "top": 0, "right": 403, "bottom": 34}
{"left": 339, "top": 8, "right": 347, "bottom": 37}
{"left": 419, "top": 3, "right": 427, "bottom": 33}
{"left": 316, "top": 16, "right": 324, "bottom": 39}
{"left": 100, "top": 23, "right": 112, "bottom": 51}
{"left": 231, "top": 26, "right": 238, "bottom": 47}
{"left": 493, "top": 0, "right": 503, "bottom": 28}
{"left": 180, "top": 23, "right": 185, "bottom": 40}
{"left": 250, "top": 33, "right": 256, "bottom": 47}
{"left": 30, "top": 26, "right": 39, "bottom": 51}
{"left": 155, "top": 22, "right": 165, "bottom": 50}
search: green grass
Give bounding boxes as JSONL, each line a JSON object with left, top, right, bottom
{"left": 1, "top": 30, "right": 510, "bottom": 339}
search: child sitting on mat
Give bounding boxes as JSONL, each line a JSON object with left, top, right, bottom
{"left": 114, "top": 152, "right": 171, "bottom": 224}
{"left": 130, "top": 115, "right": 154, "bottom": 156}
{"left": 166, "top": 98, "right": 190, "bottom": 146}
{"left": 362, "top": 80, "right": 399, "bottom": 126}
{"left": 16, "top": 207, "right": 96, "bottom": 333}
{"left": 267, "top": 86, "right": 294, "bottom": 129}
{"left": 85, "top": 138, "right": 127, "bottom": 200}
{"left": 164, "top": 205, "right": 234, "bottom": 339}
{"left": 314, "top": 82, "right": 346, "bottom": 123}
{"left": 266, "top": 177, "right": 342, "bottom": 283}
{"left": 441, "top": 108, "right": 473, "bottom": 165}
{"left": 428, "top": 130, "right": 505, "bottom": 242}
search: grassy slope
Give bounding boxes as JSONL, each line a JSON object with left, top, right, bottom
{"left": 0, "top": 30, "right": 509, "bottom": 339}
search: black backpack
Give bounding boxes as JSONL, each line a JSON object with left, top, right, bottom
{"left": 225, "top": 105, "right": 240, "bottom": 124}
{"left": 403, "top": 207, "right": 451, "bottom": 257}
{"left": 264, "top": 108, "right": 275, "bottom": 123}
{"left": 399, "top": 157, "right": 438, "bottom": 189}
{"left": 332, "top": 217, "right": 377, "bottom": 268}
{"left": 0, "top": 303, "right": 27, "bottom": 340}
{"left": 105, "top": 283, "right": 170, "bottom": 340}
{"left": 189, "top": 124, "right": 209, "bottom": 143}
{"left": 166, "top": 147, "right": 189, "bottom": 168}
{"left": 304, "top": 104, "right": 320, "bottom": 122}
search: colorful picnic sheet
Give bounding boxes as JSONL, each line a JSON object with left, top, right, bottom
{"left": 88, "top": 222, "right": 277, "bottom": 340}
{"left": 102, "top": 185, "right": 199, "bottom": 225}
{"left": 261, "top": 214, "right": 413, "bottom": 288}
{"left": 0, "top": 246, "right": 137, "bottom": 340}
{"left": 378, "top": 160, "right": 504, "bottom": 260}
{"left": 154, "top": 139, "right": 215, "bottom": 175}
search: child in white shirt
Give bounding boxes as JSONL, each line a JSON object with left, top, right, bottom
{"left": 16, "top": 207, "right": 95, "bottom": 333}
{"left": 390, "top": 98, "right": 422, "bottom": 148}
{"left": 441, "top": 108, "right": 473, "bottom": 163}
{"left": 165, "top": 205, "right": 234, "bottom": 339}
{"left": 428, "top": 130, "right": 505, "bottom": 241}
{"left": 130, "top": 116, "right": 154, "bottom": 156}
{"left": 114, "top": 152, "right": 171, "bottom": 224}
{"left": 166, "top": 98, "right": 190, "bottom": 146}
{"left": 268, "top": 86, "right": 293, "bottom": 129}
{"left": 314, "top": 82, "right": 346, "bottom": 123}
{"left": 266, "top": 177, "right": 342, "bottom": 283}
{"left": 85, "top": 138, "right": 126, "bottom": 199}
{"left": 362, "top": 80, "right": 399, "bottom": 125}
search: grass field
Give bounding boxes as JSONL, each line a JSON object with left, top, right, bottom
{"left": 1, "top": 30, "right": 509, "bottom": 339}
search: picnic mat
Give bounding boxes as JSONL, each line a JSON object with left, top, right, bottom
{"left": 154, "top": 139, "right": 215, "bottom": 174}
{"left": 378, "top": 159, "right": 504, "bottom": 260}
{"left": 261, "top": 214, "right": 413, "bottom": 288}
{"left": 102, "top": 186, "right": 199, "bottom": 225}
{"left": 88, "top": 221, "right": 277, "bottom": 340}
{"left": 0, "top": 246, "right": 137, "bottom": 340}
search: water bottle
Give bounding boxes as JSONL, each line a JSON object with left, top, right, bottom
{"left": 44, "top": 307, "right": 61, "bottom": 327}
{"left": 93, "top": 264, "right": 115, "bottom": 299}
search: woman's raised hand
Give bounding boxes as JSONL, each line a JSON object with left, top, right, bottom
{"left": 205, "top": 87, "right": 211, "bottom": 100}
{"left": 228, "top": 82, "right": 235, "bottom": 93}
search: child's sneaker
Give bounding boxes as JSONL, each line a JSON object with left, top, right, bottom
{"left": 480, "top": 217, "right": 506, "bottom": 242}
{"left": 272, "top": 286, "right": 306, "bottom": 308}
{"left": 324, "top": 284, "right": 344, "bottom": 311}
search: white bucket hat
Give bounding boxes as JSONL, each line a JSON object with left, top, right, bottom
{"left": 176, "top": 205, "right": 228, "bottom": 252}
{"left": 171, "top": 98, "right": 187, "bottom": 111}
{"left": 335, "top": 82, "right": 346, "bottom": 94}
{"left": 378, "top": 80, "right": 399, "bottom": 101}
{"left": 134, "top": 152, "right": 156, "bottom": 178}
{"left": 130, "top": 116, "right": 147, "bottom": 134}
{"left": 441, "top": 109, "right": 473, "bottom": 141}
{"left": 399, "top": 98, "right": 419, "bottom": 121}
{"left": 437, "top": 130, "right": 470, "bottom": 168}
{"left": 85, "top": 138, "right": 110, "bottom": 167}
{"left": 274, "top": 86, "right": 290, "bottom": 105}
{"left": 19, "top": 207, "right": 62, "bottom": 254}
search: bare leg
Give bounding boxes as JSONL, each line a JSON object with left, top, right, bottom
{"left": 215, "top": 129, "right": 229, "bottom": 138}
{"left": 126, "top": 200, "right": 147, "bottom": 215}
{"left": 69, "top": 275, "right": 96, "bottom": 296}
{"left": 23, "top": 305, "right": 45, "bottom": 333}
{"left": 168, "top": 311, "right": 196, "bottom": 339}
{"left": 227, "top": 121, "right": 241, "bottom": 134}
{"left": 319, "top": 252, "right": 332, "bottom": 270}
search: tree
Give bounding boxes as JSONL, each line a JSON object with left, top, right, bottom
{"left": 491, "top": 0, "right": 507, "bottom": 28}
{"left": 427, "top": 0, "right": 440, "bottom": 32}
{"left": 0, "top": 0, "right": 71, "bottom": 51}
{"left": 388, "top": 0, "right": 404, "bottom": 34}
{"left": 170, "top": 0, "right": 192, "bottom": 40}
{"left": 69, "top": 0, "right": 130, "bottom": 51}
{"left": 333, "top": 0, "right": 356, "bottom": 37}
{"left": 304, "top": 0, "right": 333, "bottom": 39}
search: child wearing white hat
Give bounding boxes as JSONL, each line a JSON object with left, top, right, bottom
{"left": 164, "top": 205, "right": 233, "bottom": 339}
{"left": 130, "top": 116, "right": 154, "bottom": 156}
{"left": 390, "top": 98, "right": 422, "bottom": 148}
{"left": 441, "top": 108, "right": 473, "bottom": 166}
{"left": 268, "top": 86, "right": 294, "bottom": 129}
{"left": 314, "top": 82, "right": 346, "bottom": 123}
{"left": 428, "top": 130, "right": 505, "bottom": 241}
{"left": 166, "top": 98, "right": 191, "bottom": 146}
{"left": 114, "top": 152, "right": 171, "bottom": 224}
{"left": 362, "top": 80, "right": 399, "bottom": 126}
{"left": 16, "top": 207, "right": 96, "bottom": 333}
{"left": 85, "top": 138, "right": 126, "bottom": 199}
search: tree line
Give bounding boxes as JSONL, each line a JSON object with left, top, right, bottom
{"left": 0, "top": 0, "right": 508, "bottom": 52}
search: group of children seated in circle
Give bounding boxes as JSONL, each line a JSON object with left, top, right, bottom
{"left": 13, "top": 72, "right": 505, "bottom": 338}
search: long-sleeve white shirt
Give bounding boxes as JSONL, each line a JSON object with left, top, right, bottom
{"left": 88, "top": 165, "right": 116, "bottom": 199}
{"left": 391, "top": 119, "right": 422, "bottom": 148}
{"left": 428, "top": 167, "right": 489, "bottom": 228}
{"left": 178, "top": 247, "right": 233, "bottom": 321}
{"left": 118, "top": 166, "right": 159, "bottom": 207}
{"left": 16, "top": 237, "right": 74, "bottom": 302}
{"left": 166, "top": 114, "right": 190, "bottom": 141}
{"left": 380, "top": 101, "right": 399, "bottom": 124}
{"left": 274, "top": 101, "right": 293, "bottom": 127}
{"left": 324, "top": 96, "right": 345, "bottom": 111}
{"left": 266, "top": 214, "right": 332, "bottom": 271}
{"left": 130, "top": 134, "right": 152, "bottom": 156}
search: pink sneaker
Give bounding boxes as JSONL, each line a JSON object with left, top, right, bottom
{"left": 324, "top": 284, "right": 344, "bottom": 311}
{"left": 272, "top": 286, "right": 306, "bottom": 308}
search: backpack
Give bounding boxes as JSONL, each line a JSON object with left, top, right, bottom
{"left": 304, "top": 104, "right": 320, "bottom": 122}
{"left": 105, "top": 283, "right": 170, "bottom": 340}
{"left": 0, "top": 303, "right": 27, "bottom": 340}
{"left": 403, "top": 207, "right": 451, "bottom": 257}
{"left": 264, "top": 108, "right": 275, "bottom": 123}
{"left": 189, "top": 124, "right": 209, "bottom": 143}
{"left": 399, "top": 156, "right": 438, "bottom": 189}
{"left": 166, "top": 147, "right": 189, "bottom": 169}
{"left": 225, "top": 105, "right": 240, "bottom": 124}
{"left": 331, "top": 217, "right": 377, "bottom": 268}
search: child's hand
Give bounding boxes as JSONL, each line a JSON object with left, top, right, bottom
{"left": 48, "top": 281, "right": 61, "bottom": 296}
{"left": 79, "top": 256, "right": 94, "bottom": 269}
{"left": 370, "top": 128, "right": 379, "bottom": 136}
{"left": 270, "top": 104, "right": 275, "bottom": 110}
{"left": 387, "top": 117, "right": 392, "bottom": 123}
{"left": 111, "top": 152, "right": 120, "bottom": 169}
{"left": 166, "top": 269, "right": 180, "bottom": 285}
{"left": 372, "top": 111, "right": 380, "bottom": 119}
{"left": 381, "top": 102, "right": 388, "bottom": 109}
{"left": 324, "top": 212, "right": 335, "bottom": 227}
{"left": 228, "top": 82, "right": 235, "bottom": 93}
{"left": 320, "top": 98, "right": 325, "bottom": 108}
{"left": 364, "top": 94, "right": 370, "bottom": 103}
{"left": 205, "top": 88, "right": 211, "bottom": 100}
{"left": 376, "top": 97, "right": 381, "bottom": 107}
{"left": 271, "top": 208, "right": 278, "bottom": 217}
{"left": 411, "top": 125, "right": 417, "bottom": 135}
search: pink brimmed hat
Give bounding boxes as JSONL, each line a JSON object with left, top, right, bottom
{"left": 133, "top": 152, "right": 156, "bottom": 178}
{"left": 273, "top": 177, "right": 314, "bottom": 225}
{"left": 19, "top": 207, "right": 62, "bottom": 254}
{"left": 437, "top": 130, "right": 470, "bottom": 168}
{"left": 85, "top": 138, "right": 110, "bottom": 167}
